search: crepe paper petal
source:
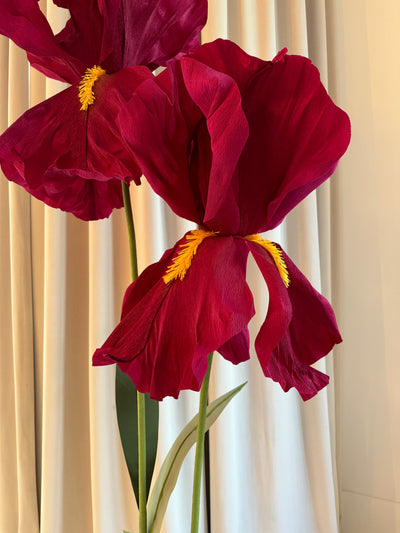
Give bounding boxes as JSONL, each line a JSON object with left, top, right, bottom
{"left": 0, "top": 0, "right": 83, "bottom": 83}
{"left": 120, "top": 58, "right": 249, "bottom": 232}
{"left": 247, "top": 241, "right": 293, "bottom": 367}
{"left": 93, "top": 248, "right": 173, "bottom": 364}
{"left": 265, "top": 334, "right": 330, "bottom": 401}
{"left": 98, "top": 0, "right": 207, "bottom": 69}
{"left": 217, "top": 329, "right": 251, "bottom": 365}
{"left": 250, "top": 241, "right": 341, "bottom": 399}
{"left": 53, "top": 0, "right": 106, "bottom": 72}
{"left": 238, "top": 52, "right": 351, "bottom": 233}
{"left": 195, "top": 40, "right": 351, "bottom": 233}
{"left": 93, "top": 236, "right": 255, "bottom": 400}
{"left": 187, "top": 39, "right": 267, "bottom": 94}
{"left": 181, "top": 57, "right": 248, "bottom": 232}
{"left": 83, "top": 67, "right": 152, "bottom": 177}
{"left": 119, "top": 76, "right": 204, "bottom": 224}
{"left": 281, "top": 250, "right": 342, "bottom": 365}
{"left": 0, "top": 66, "right": 151, "bottom": 220}
{"left": 42, "top": 170, "right": 125, "bottom": 220}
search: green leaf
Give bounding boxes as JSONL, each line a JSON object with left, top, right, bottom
{"left": 116, "top": 366, "right": 159, "bottom": 506}
{"left": 147, "top": 382, "right": 247, "bottom": 533}
{"left": 122, "top": 530, "right": 136, "bottom": 533}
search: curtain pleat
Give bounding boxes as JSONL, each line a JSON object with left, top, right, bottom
{"left": 88, "top": 218, "right": 138, "bottom": 533}
{"left": 0, "top": 2, "right": 346, "bottom": 532}
{"left": 0, "top": 33, "right": 15, "bottom": 532}
{"left": 40, "top": 208, "right": 67, "bottom": 533}
{"left": 3, "top": 41, "right": 39, "bottom": 533}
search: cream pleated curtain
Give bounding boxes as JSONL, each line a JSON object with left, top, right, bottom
{"left": 3, "top": 1, "right": 395, "bottom": 533}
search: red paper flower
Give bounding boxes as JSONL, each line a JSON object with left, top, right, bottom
{"left": 93, "top": 40, "right": 351, "bottom": 400}
{"left": 0, "top": 0, "right": 207, "bottom": 219}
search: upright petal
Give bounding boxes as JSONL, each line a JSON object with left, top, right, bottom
{"left": 135, "top": 39, "right": 350, "bottom": 236}
{"left": 119, "top": 74, "right": 202, "bottom": 224}
{"left": 53, "top": 0, "right": 107, "bottom": 71}
{"left": 94, "top": 236, "right": 255, "bottom": 400}
{"left": 181, "top": 57, "right": 249, "bottom": 232}
{"left": 188, "top": 39, "right": 266, "bottom": 94}
{"left": 0, "top": 67, "right": 151, "bottom": 220}
{"left": 120, "top": 57, "right": 249, "bottom": 232}
{"left": 98, "top": 0, "right": 207, "bottom": 69}
{"left": 0, "top": 0, "right": 83, "bottom": 83}
{"left": 238, "top": 52, "right": 351, "bottom": 233}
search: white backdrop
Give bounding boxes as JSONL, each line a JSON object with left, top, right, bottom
{"left": 1, "top": 1, "right": 398, "bottom": 533}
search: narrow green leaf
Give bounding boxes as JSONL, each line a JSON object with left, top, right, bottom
{"left": 116, "top": 366, "right": 159, "bottom": 506}
{"left": 147, "top": 382, "right": 247, "bottom": 533}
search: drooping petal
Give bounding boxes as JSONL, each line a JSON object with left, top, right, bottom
{"left": 217, "top": 328, "right": 250, "bottom": 365}
{"left": 247, "top": 240, "right": 292, "bottom": 363}
{"left": 265, "top": 334, "right": 330, "bottom": 401}
{"left": 0, "top": 66, "right": 151, "bottom": 220}
{"left": 0, "top": 0, "right": 83, "bottom": 83}
{"left": 39, "top": 170, "right": 125, "bottom": 220}
{"left": 238, "top": 52, "right": 351, "bottom": 233}
{"left": 93, "top": 235, "right": 255, "bottom": 400}
{"left": 250, "top": 241, "right": 341, "bottom": 400}
{"left": 280, "top": 251, "right": 342, "bottom": 364}
{"left": 98, "top": 0, "right": 207, "bottom": 69}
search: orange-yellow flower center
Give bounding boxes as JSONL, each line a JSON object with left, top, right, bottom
{"left": 244, "top": 234, "right": 290, "bottom": 287}
{"left": 163, "top": 230, "right": 290, "bottom": 288}
{"left": 78, "top": 65, "right": 106, "bottom": 111}
{"left": 163, "top": 229, "right": 216, "bottom": 284}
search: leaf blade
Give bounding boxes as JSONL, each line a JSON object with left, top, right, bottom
{"left": 147, "top": 382, "right": 247, "bottom": 533}
{"left": 116, "top": 366, "right": 159, "bottom": 505}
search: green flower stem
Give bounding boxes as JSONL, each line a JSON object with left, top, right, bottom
{"left": 191, "top": 353, "right": 213, "bottom": 533}
{"left": 137, "top": 390, "right": 147, "bottom": 533}
{"left": 121, "top": 182, "right": 146, "bottom": 533}
{"left": 122, "top": 182, "right": 139, "bottom": 281}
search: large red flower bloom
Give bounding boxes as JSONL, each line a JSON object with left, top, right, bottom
{"left": 93, "top": 40, "right": 351, "bottom": 400}
{"left": 0, "top": 0, "right": 207, "bottom": 219}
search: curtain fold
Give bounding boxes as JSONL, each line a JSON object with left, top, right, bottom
{"left": 0, "top": 2, "right": 347, "bottom": 532}
{"left": 1, "top": 40, "right": 39, "bottom": 533}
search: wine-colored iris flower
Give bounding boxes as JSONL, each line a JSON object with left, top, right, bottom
{"left": 0, "top": 0, "right": 207, "bottom": 220}
{"left": 93, "top": 40, "right": 351, "bottom": 400}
